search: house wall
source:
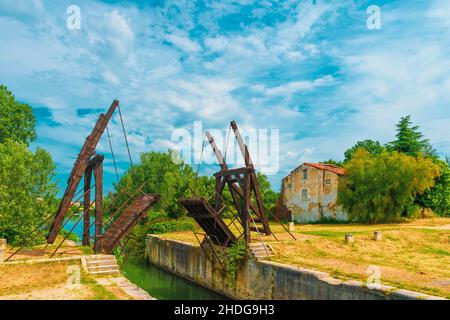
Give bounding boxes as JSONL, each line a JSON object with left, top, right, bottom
{"left": 280, "top": 164, "right": 347, "bottom": 223}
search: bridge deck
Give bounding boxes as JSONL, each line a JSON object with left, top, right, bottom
{"left": 179, "top": 197, "right": 237, "bottom": 247}
{"left": 101, "top": 194, "right": 160, "bottom": 253}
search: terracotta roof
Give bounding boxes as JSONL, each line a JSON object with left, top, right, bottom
{"left": 303, "top": 163, "right": 346, "bottom": 175}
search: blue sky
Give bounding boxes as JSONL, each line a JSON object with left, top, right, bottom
{"left": 1, "top": 0, "right": 450, "bottom": 193}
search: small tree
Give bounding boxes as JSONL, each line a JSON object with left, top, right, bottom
{"left": 0, "top": 140, "right": 58, "bottom": 244}
{"left": 0, "top": 85, "right": 36, "bottom": 145}
{"left": 344, "top": 139, "right": 385, "bottom": 162}
{"left": 338, "top": 149, "right": 440, "bottom": 223}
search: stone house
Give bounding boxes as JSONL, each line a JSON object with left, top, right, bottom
{"left": 277, "top": 163, "right": 347, "bottom": 223}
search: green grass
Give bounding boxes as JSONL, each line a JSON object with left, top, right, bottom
{"left": 298, "top": 230, "right": 368, "bottom": 237}
{"left": 80, "top": 273, "right": 118, "bottom": 300}
{"left": 422, "top": 247, "right": 450, "bottom": 256}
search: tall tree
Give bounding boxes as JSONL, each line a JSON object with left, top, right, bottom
{"left": 387, "top": 115, "right": 434, "bottom": 157}
{"left": 0, "top": 140, "right": 58, "bottom": 244}
{"left": 0, "top": 85, "right": 36, "bottom": 145}
{"left": 344, "top": 139, "right": 385, "bottom": 162}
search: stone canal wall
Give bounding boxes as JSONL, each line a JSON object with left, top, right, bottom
{"left": 145, "top": 235, "right": 445, "bottom": 300}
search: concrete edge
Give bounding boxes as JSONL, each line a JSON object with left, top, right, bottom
{"left": 1, "top": 256, "right": 83, "bottom": 265}
{"left": 146, "top": 234, "right": 447, "bottom": 300}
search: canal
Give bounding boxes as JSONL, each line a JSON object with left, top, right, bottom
{"left": 123, "top": 258, "right": 228, "bottom": 300}
{"left": 65, "top": 219, "right": 228, "bottom": 300}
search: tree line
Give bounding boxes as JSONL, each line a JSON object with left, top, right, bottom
{"left": 336, "top": 116, "right": 450, "bottom": 223}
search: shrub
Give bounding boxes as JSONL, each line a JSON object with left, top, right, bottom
{"left": 338, "top": 149, "right": 440, "bottom": 223}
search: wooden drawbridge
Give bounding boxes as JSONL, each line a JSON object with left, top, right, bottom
{"left": 101, "top": 194, "right": 160, "bottom": 253}
{"left": 4, "top": 100, "right": 159, "bottom": 262}
{"left": 179, "top": 197, "right": 237, "bottom": 247}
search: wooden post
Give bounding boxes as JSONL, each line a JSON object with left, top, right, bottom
{"left": 243, "top": 172, "right": 251, "bottom": 242}
{"left": 83, "top": 167, "right": 93, "bottom": 246}
{"left": 373, "top": 231, "right": 382, "bottom": 241}
{"left": 94, "top": 156, "right": 104, "bottom": 253}
{"left": 345, "top": 234, "right": 354, "bottom": 243}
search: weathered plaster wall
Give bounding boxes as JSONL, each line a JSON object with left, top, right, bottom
{"left": 145, "top": 235, "right": 444, "bottom": 300}
{"left": 281, "top": 164, "right": 347, "bottom": 223}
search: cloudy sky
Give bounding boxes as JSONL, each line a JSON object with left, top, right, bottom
{"left": 1, "top": 0, "right": 450, "bottom": 193}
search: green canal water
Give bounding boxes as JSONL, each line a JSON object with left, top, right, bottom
{"left": 122, "top": 258, "right": 228, "bottom": 300}
{"left": 65, "top": 220, "right": 227, "bottom": 300}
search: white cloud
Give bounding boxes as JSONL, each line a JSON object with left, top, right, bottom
{"left": 259, "top": 75, "right": 335, "bottom": 96}
{"left": 0, "top": 0, "right": 44, "bottom": 20}
{"left": 166, "top": 33, "right": 201, "bottom": 53}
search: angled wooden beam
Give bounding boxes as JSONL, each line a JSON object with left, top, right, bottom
{"left": 230, "top": 121, "right": 271, "bottom": 235}
{"left": 47, "top": 100, "right": 119, "bottom": 244}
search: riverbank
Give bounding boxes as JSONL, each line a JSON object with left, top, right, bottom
{"left": 158, "top": 217, "right": 450, "bottom": 298}
{"left": 0, "top": 256, "right": 152, "bottom": 300}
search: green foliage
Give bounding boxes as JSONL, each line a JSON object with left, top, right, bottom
{"left": 256, "top": 172, "right": 279, "bottom": 217}
{"left": 113, "top": 246, "right": 125, "bottom": 269}
{"left": 146, "top": 218, "right": 196, "bottom": 234}
{"left": 225, "top": 239, "right": 247, "bottom": 281}
{"left": 416, "top": 160, "right": 450, "bottom": 216}
{"left": 320, "top": 159, "right": 343, "bottom": 166}
{"left": 59, "top": 228, "right": 80, "bottom": 243}
{"left": 125, "top": 215, "right": 196, "bottom": 258}
{"left": 0, "top": 140, "right": 58, "bottom": 244}
{"left": 0, "top": 85, "right": 36, "bottom": 145}
{"left": 106, "top": 151, "right": 215, "bottom": 219}
{"left": 344, "top": 139, "right": 385, "bottom": 162}
{"left": 338, "top": 149, "right": 440, "bottom": 223}
{"left": 387, "top": 115, "right": 435, "bottom": 157}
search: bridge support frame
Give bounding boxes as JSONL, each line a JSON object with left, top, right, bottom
{"left": 82, "top": 154, "right": 104, "bottom": 252}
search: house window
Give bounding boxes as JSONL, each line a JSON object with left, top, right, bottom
{"left": 287, "top": 183, "right": 292, "bottom": 189}
{"left": 303, "top": 169, "right": 308, "bottom": 180}
{"left": 325, "top": 179, "right": 332, "bottom": 185}
{"left": 301, "top": 189, "right": 308, "bottom": 201}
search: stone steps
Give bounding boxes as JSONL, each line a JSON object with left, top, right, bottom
{"left": 83, "top": 254, "right": 120, "bottom": 276}
{"left": 249, "top": 243, "right": 276, "bottom": 260}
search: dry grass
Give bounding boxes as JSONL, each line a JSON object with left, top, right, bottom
{"left": 158, "top": 217, "right": 450, "bottom": 298}
{"left": 4, "top": 235, "right": 86, "bottom": 262}
{"left": 0, "top": 261, "right": 71, "bottom": 296}
{"left": 0, "top": 261, "right": 129, "bottom": 300}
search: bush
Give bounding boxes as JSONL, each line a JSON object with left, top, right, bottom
{"left": 125, "top": 217, "right": 196, "bottom": 258}
{"left": 147, "top": 219, "right": 196, "bottom": 234}
{"left": 338, "top": 149, "right": 440, "bottom": 223}
{"left": 416, "top": 160, "right": 450, "bottom": 216}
